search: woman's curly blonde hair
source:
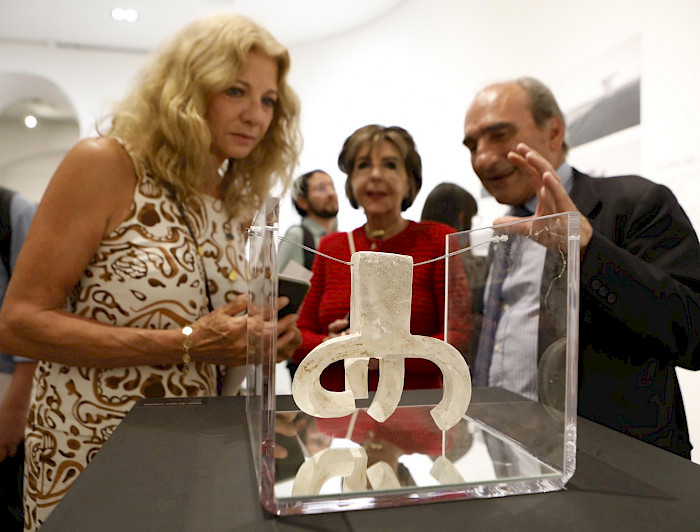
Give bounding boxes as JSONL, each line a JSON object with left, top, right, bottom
{"left": 107, "top": 13, "right": 301, "bottom": 218}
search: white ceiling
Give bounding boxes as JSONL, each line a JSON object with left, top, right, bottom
{"left": 0, "top": 0, "right": 406, "bottom": 53}
{"left": 0, "top": 0, "right": 407, "bottom": 120}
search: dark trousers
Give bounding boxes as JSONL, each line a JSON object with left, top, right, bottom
{"left": 0, "top": 443, "right": 24, "bottom": 531}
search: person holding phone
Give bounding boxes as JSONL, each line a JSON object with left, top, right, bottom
{"left": 294, "top": 125, "right": 471, "bottom": 392}
{"left": 0, "top": 14, "right": 301, "bottom": 529}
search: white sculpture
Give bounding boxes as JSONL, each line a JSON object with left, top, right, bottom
{"left": 290, "top": 447, "right": 465, "bottom": 495}
{"left": 429, "top": 456, "right": 465, "bottom": 485}
{"left": 291, "top": 447, "right": 368, "bottom": 496}
{"left": 366, "top": 461, "right": 401, "bottom": 490}
{"left": 292, "top": 251, "right": 471, "bottom": 431}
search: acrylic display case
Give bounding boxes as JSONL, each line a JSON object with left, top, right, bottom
{"left": 246, "top": 199, "right": 580, "bottom": 516}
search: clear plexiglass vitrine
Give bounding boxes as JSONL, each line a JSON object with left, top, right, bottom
{"left": 246, "top": 198, "right": 580, "bottom": 515}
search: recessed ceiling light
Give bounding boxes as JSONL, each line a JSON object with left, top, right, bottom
{"left": 111, "top": 7, "right": 138, "bottom": 22}
{"left": 24, "top": 115, "right": 38, "bottom": 129}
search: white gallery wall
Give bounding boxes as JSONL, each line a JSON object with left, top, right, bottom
{"left": 1, "top": 0, "right": 699, "bottom": 461}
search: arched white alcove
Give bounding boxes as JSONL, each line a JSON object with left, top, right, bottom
{"left": 0, "top": 72, "right": 79, "bottom": 202}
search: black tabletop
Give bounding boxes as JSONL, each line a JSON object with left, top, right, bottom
{"left": 41, "top": 395, "right": 700, "bottom": 532}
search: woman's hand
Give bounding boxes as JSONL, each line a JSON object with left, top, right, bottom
{"left": 182, "top": 293, "right": 304, "bottom": 366}
{"left": 325, "top": 317, "right": 350, "bottom": 341}
{"left": 187, "top": 295, "right": 249, "bottom": 366}
{"left": 276, "top": 310, "right": 302, "bottom": 362}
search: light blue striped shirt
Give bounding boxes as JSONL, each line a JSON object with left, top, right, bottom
{"left": 486, "top": 162, "right": 573, "bottom": 400}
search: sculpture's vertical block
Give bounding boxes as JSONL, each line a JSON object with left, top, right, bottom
{"left": 351, "top": 252, "right": 412, "bottom": 338}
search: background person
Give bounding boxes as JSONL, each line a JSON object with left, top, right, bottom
{"left": 0, "top": 14, "right": 301, "bottom": 528}
{"left": 278, "top": 170, "right": 338, "bottom": 381}
{"left": 0, "top": 187, "right": 35, "bottom": 531}
{"left": 278, "top": 170, "right": 338, "bottom": 274}
{"left": 420, "top": 182, "right": 478, "bottom": 232}
{"left": 421, "top": 182, "right": 486, "bottom": 285}
{"left": 295, "top": 125, "right": 471, "bottom": 392}
{"left": 462, "top": 76, "right": 700, "bottom": 458}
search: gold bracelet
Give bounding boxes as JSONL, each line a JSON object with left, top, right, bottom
{"left": 182, "top": 325, "right": 193, "bottom": 365}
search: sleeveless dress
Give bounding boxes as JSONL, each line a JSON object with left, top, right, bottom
{"left": 23, "top": 146, "right": 248, "bottom": 530}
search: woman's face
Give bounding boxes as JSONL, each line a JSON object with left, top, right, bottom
{"left": 350, "top": 140, "right": 410, "bottom": 219}
{"left": 205, "top": 52, "right": 278, "bottom": 163}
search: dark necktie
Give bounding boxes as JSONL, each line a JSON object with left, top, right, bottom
{"left": 472, "top": 237, "right": 512, "bottom": 386}
{"left": 472, "top": 205, "right": 530, "bottom": 386}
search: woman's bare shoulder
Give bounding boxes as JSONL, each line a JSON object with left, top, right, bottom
{"left": 67, "top": 137, "right": 133, "bottom": 171}
{"left": 49, "top": 137, "right": 136, "bottom": 194}
{"left": 40, "top": 137, "right": 138, "bottom": 235}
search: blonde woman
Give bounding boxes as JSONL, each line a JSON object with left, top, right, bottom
{"left": 0, "top": 14, "right": 301, "bottom": 529}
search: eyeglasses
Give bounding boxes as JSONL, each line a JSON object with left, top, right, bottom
{"left": 309, "top": 184, "right": 336, "bottom": 194}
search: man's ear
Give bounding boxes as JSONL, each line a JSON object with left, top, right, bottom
{"left": 296, "top": 196, "right": 310, "bottom": 212}
{"left": 548, "top": 116, "right": 565, "bottom": 152}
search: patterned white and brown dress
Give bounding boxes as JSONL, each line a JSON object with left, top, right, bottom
{"left": 23, "top": 150, "right": 248, "bottom": 530}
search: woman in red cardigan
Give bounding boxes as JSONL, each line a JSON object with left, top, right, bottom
{"left": 294, "top": 125, "right": 470, "bottom": 392}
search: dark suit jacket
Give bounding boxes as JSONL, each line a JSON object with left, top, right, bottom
{"left": 571, "top": 169, "right": 700, "bottom": 458}
{"left": 470, "top": 169, "right": 700, "bottom": 458}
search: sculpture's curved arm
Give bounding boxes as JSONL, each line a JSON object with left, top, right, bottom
{"left": 366, "top": 356, "right": 405, "bottom": 423}
{"left": 345, "top": 357, "right": 369, "bottom": 400}
{"left": 292, "top": 333, "right": 369, "bottom": 418}
{"left": 430, "top": 456, "right": 465, "bottom": 485}
{"left": 405, "top": 337, "right": 472, "bottom": 431}
{"left": 291, "top": 447, "right": 368, "bottom": 496}
{"left": 293, "top": 334, "right": 470, "bottom": 430}
{"left": 363, "top": 335, "right": 470, "bottom": 431}
{"left": 367, "top": 461, "right": 401, "bottom": 490}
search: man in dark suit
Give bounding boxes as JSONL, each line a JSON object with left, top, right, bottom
{"left": 462, "top": 77, "right": 700, "bottom": 458}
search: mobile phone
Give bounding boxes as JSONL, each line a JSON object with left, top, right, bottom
{"left": 278, "top": 275, "right": 310, "bottom": 318}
